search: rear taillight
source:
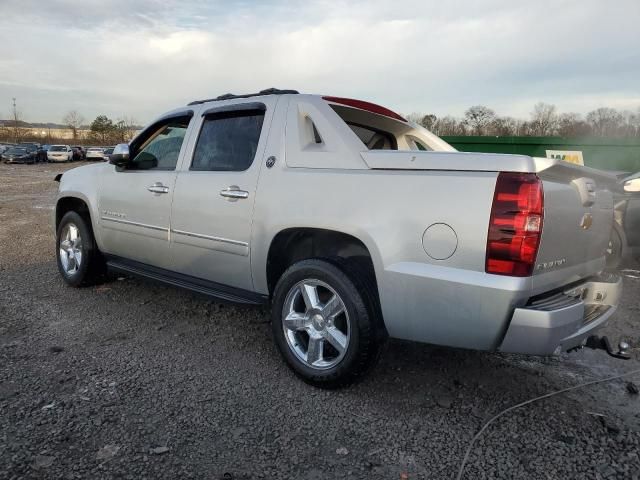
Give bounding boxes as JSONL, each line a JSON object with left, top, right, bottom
{"left": 486, "top": 172, "right": 544, "bottom": 276}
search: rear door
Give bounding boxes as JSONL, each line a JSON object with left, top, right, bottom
{"left": 98, "top": 111, "right": 196, "bottom": 269}
{"left": 169, "top": 99, "right": 275, "bottom": 291}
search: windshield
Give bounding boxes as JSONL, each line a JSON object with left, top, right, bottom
{"left": 50, "top": 146, "right": 67, "bottom": 152}
{"left": 6, "top": 148, "right": 27, "bottom": 155}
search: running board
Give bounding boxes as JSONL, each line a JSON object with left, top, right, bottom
{"left": 105, "top": 257, "right": 268, "bottom": 306}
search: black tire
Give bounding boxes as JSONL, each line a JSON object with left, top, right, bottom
{"left": 56, "top": 211, "right": 106, "bottom": 287}
{"left": 271, "top": 258, "right": 381, "bottom": 388}
{"left": 605, "top": 227, "right": 624, "bottom": 270}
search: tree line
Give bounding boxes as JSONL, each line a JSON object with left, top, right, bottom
{"left": 3, "top": 102, "right": 640, "bottom": 144}
{"left": 62, "top": 111, "right": 139, "bottom": 144}
{"left": 0, "top": 106, "right": 139, "bottom": 145}
{"left": 406, "top": 103, "right": 640, "bottom": 138}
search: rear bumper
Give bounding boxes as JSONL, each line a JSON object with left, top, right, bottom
{"left": 5, "top": 158, "right": 30, "bottom": 164}
{"left": 499, "top": 273, "right": 622, "bottom": 355}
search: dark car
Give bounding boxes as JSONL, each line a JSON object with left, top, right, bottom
{"left": 70, "top": 147, "right": 82, "bottom": 161}
{"left": 72, "top": 146, "right": 86, "bottom": 161}
{"left": 18, "top": 142, "right": 46, "bottom": 162}
{"left": 42, "top": 144, "right": 51, "bottom": 161}
{"left": 2, "top": 147, "right": 35, "bottom": 164}
{"left": 102, "top": 146, "right": 114, "bottom": 161}
{"left": 607, "top": 172, "right": 640, "bottom": 268}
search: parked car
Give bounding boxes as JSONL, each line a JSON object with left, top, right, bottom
{"left": 2, "top": 146, "right": 35, "bottom": 164}
{"left": 72, "top": 146, "right": 86, "bottom": 161}
{"left": 47, "top": 145, "right": 74, "bottom": 163}
{"left": 607, "top": 171, "right": 640, "bottom": 267}
{"left": 102, "top": 146, "right": 115, "bottom": 161}
{"left": 53, "top": 90, "right": 622, "bottom": 387}
{"left": 42, "top": 144, "right": 52, "bottom": 159}
{"left": 18, "top": 142, "right": 46, "bottom": 162}
{"left": 71, "top": 147, "right": 83, "bottom": 162}
{"left": 85, "top": 147, "right": 105, "bottom": 161}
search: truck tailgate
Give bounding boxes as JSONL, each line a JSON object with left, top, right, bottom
{"left": 533, "top": 160, "right": 616, "bottom": 294}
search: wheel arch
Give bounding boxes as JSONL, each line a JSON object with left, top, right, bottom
{"left": 265, "top": 228, "right": 377, "bottom": 294}
{"left": 264, "top": 227, "right": 387, "bottom": 338}
{"left": 55, "top": 195, "right": 97, "bottom": 240}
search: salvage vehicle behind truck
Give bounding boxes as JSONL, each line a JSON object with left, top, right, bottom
{"left": 53, "top": 89, "right": 622, "bottom": 387}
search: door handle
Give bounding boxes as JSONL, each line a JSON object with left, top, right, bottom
{"left": 220, "top": 186, "right": 249, "bottom": 200}
{"left": 147, "top": 182, "right": 170, "bottom": 194}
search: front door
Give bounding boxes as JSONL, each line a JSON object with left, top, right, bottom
{"left": 169, "top": 100, "right": 274, "bottom": 291}
{"left": 98, "top": 113, "right": 194, "bottom": 269}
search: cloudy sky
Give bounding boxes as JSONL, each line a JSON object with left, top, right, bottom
{"left": 1, "top": 0, "right": 639, "bottom": 125}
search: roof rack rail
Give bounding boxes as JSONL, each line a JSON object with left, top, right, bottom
{"left": 188, "top": 88, "right": 299, "bottom": 105}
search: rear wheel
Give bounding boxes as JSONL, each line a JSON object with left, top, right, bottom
{"left": 605, "top": 228, "right": 624, "bottom": 270}
{"left": 56, "top": 211, "right": 106, "bottom": 287}
{"left": 271, "top": 258, "right": 381, "bottom": 388}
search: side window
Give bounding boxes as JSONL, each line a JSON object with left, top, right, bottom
{"left": 191, "top": 110, "right": 265, "bottom": 171}
{"left": 129, "top": 116, "right": 191, "bottom": 171}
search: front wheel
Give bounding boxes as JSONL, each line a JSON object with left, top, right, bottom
{"left": 271, "top": 258, "right": 381, "bottom": 388}
{"left": 56, "top": 211, "right": 106, "bottom": 287}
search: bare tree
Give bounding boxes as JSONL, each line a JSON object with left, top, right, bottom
{"left": 586, "top": 107, "right": 623, "bottom": 136}
{"left": 405, "top": 112, "right": 424, "bottom": 124}
{"left": 115, "top": 116, "right": 139, "bottom": 142}
{"left": 420, "top": 114, "right": 438, "bottom": 131}
{"left": 556, "top": 112, "right": 591, "bottom": 137}
{"left": 464, "top": 106, "right": 496, "bottom": 135}
{"left": 529, "top": 102, "right": 557, "bottom": 136}
{"left": 619, "top": 109, "right": 640, "bottom": 137}
{"left": 63, "top": 110, "right": 85, "bottom": 141}
{"left": 434, "top": 116, "right": 467, "bottom": 136}
{"left": 488, "top": 116, "right": 520, "bottom": 136}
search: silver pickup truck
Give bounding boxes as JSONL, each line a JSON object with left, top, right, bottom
{"left": 54, "top": 89, "right": 622, "bottom": 387}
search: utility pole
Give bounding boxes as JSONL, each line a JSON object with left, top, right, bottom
{"left": 12, "top": 97, "right": 19, "bottom": 143}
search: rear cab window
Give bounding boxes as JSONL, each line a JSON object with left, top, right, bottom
{"left": 324, "top": 98, "right": 455, "bottom": 152}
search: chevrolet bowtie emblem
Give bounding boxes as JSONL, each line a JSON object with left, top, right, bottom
{"left": 580, "top": 213, "right": 593, "bottom": 230}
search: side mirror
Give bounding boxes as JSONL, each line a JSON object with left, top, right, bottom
{"left": 624, "top": 178, "right": 640, "bottom": 193}
{"left": 110, "top": 143, "right": 130, "bottom": 167}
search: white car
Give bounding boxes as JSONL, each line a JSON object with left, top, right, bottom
{"left": 85, "top": 147, "right": 105, "bottom": 161}
{"left": 47, "top": 145, "right": 73, "bottom": 163}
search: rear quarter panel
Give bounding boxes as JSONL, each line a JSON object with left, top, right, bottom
{"left": 251, "top": 166, "right": 529, "bottom": 350}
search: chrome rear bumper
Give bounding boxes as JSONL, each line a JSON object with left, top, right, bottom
{"left": 499, "top": 273, "right": 622, "bottom": 355}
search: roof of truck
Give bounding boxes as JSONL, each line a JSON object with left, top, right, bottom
{"left": 187, "top": 88, "right": 299, "bottom": 105}
{"left": 186, "top": 89, "right": 407, "bottom": 123}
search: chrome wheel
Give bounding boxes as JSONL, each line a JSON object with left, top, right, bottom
{"left": 282, "top": 279, "right": 350, "bottom": 370}
{"left": 59, "top": 223, "right": 83, "bottom": 275}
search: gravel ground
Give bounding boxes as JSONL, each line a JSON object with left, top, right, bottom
{"left": 1, "top": 162, "right": 639, "bottom": 480}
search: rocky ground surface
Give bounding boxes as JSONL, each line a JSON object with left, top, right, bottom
{"left": 0, "top": 161, "right": 639, "bottom": 480}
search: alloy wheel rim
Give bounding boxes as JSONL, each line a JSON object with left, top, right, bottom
{"left": 282, "top": 279, "right": 350, "bottom": 370}
{"left": 59, "top": 223, "right": 82, "bottom": 275}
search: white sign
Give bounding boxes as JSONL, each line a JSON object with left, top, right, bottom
{"left": 545, "top": 150, "right": 584, "bottom": 165}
